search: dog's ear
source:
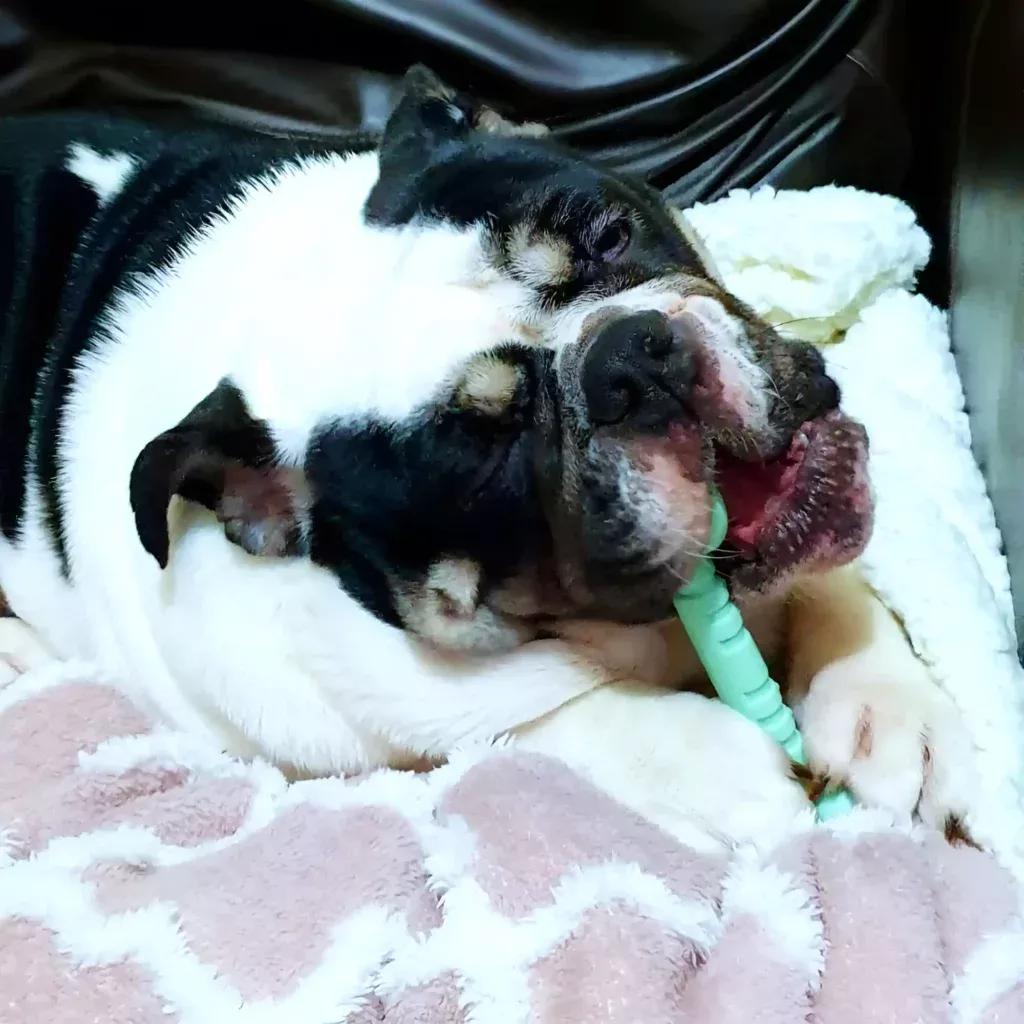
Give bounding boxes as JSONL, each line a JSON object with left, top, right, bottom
{"left": 366, "top": 65, "right": 475, "bottom": 223}
{"left": 367, "top": 64, "right": 551, "bottom": 223}
{"left": 378, "top": 64, "right": 549, "bottom": 155}
{"left": 377, "top": 65, "right": 472, "bottom": 165}
{"left": 130, "top": 380, "right": 308, "bottom": 569}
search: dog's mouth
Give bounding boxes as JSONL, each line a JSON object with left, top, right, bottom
{"left": 712, "top": 410, "right": 873, "bottom": 593}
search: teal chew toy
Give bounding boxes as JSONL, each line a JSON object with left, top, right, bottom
{"left": 673, "top": 489, "right": 854, "bottom": 821}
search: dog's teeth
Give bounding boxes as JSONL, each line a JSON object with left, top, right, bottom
{"left": 774, "top": 519, "right": 800, "bottom": 556}
{"left": 808, "top": 474, "right": 834, "bottom": 497}
{"left": 792, "top": 507, "right": 812, "bottom": 532}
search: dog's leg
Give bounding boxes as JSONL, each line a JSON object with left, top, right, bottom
{"left": 785, "top": 564, "right": 977, "bottom": 838}
{"left": 512, "top": 618, "right": 809, "bottom": 852}
{"left": 514, "top": 681, "right": 811, "bottom": 853}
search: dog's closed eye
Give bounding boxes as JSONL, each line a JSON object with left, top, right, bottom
{"left": 588, "top": 217, "right": 631, "bottom": 263}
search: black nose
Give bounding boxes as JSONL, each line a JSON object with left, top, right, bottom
{"left": 581, "top": 311, "right": 696, "bottom": 430}
{"left": 814, "top": 374, "right": 841, "bottom": 414}
{"left": 800, "top": 343, "right": 842, "bottom": 418}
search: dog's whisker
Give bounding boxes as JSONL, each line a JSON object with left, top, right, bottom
{"left": 771, "top": 316, "right": 819, "bottom": 329}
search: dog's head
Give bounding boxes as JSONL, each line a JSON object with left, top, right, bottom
{"left": 130, "top": 65, "right": 872, "bottom": 653}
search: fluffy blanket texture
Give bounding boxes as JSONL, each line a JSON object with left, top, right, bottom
{"left": 2, "top": 186, "right": 1024, "bottom": 1022}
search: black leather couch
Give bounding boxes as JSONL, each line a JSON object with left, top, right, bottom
{"left": 0, "top": 0, "right": 916, "bottom": 218}
{"left": 947, "top": 0, "right": 1024, "bottom": 653}
{"left": 1, "top": 0, "right": 1019, "bottom": 643}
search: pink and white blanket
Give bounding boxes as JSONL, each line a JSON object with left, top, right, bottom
{"left": 2, "top": 671, "right": 1023, "bottom": 1024}
{"left": 3, "top": 186, "right": 1024, "bottom": 1022}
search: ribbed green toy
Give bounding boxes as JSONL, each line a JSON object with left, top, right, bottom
{"left": 673, "top": 490, "right": 854, "bottom": 821}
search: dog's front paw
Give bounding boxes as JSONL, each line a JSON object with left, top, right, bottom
{"left": 798, "top": 657, "right": 978, "bottom": 842}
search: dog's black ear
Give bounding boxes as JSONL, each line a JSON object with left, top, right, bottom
{"left": 130, "top": 380, "right": 308, "bottom": 569}
{"left": 379, "top": 65, "right": 471, "bottom": 163}
{"left": 365, "top": 65, "right": 476, "bottom": 223}
{"left": 367, "top": 64, "right": 551, "bottom": 224}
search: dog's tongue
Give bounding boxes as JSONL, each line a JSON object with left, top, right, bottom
{"left": 716, "top": 437, "right": 805, "bottom": 554}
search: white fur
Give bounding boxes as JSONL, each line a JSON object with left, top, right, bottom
{"left": 794, "top": 581, "right": 979, "bottom": 826}
{"left": 0, "top": 480, "right": 84, "bottom": 663}
{"left": 0, "top": 614, "right": 55, "bottom": 687}
{"left": 65, "top": 144, "right": 137, "bottom": 204}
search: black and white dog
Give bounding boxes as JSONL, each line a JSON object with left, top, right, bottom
{"left": 0, "top": 67, "right": 973, "bottom": 845}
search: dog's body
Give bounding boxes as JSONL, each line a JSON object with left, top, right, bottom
{"left": 0, "top": 73, "right": 974, "bottom": 847}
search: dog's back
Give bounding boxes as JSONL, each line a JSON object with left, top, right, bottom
{"left": 0, "top": 115, "right": 391, "bottom": 742}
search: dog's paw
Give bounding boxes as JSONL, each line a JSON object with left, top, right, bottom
{"left": 798, "top": 657, "right": 978, "bottom": 840}
{"left": 516, "top": 686, "right": 812, "bottom": 854}
{"left": 0, "top": 617, "right": 56, "bottom": 689}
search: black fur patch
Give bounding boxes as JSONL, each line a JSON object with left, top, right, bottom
{"left": 367, "top": 133, "right": 703, "bottom": 309}
{"left": 0, "top": 162, "right": 98, "bottom": 541}
{"left": 305, "top": 346, "right": 553, "bottom": 624}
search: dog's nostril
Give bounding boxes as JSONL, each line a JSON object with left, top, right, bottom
{"left": 592, "top": 373, "right": 647, "bottom": 427}
{"left": 643, "top": 328, "right": 674, "bottom": 360}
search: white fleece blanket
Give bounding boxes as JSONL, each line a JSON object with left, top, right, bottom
{"left": 687, "top": 186, "right": 1024, "bottom": 876}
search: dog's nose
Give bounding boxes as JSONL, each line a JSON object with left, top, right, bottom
{"left": 750, "top": 340, "right": 842, "bottom": 456}
{"left": 797, "top": 342, "right": 842, "bottom": 418}
{"left": 812, "top": 372, "right": 841, "bottom": 415}
{"left": 581, "top": 310, "right": 696, "bottom": 430}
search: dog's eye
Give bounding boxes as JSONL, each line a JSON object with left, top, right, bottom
{"left": 591, "top": 219, "right": 631, "bottom": 262}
